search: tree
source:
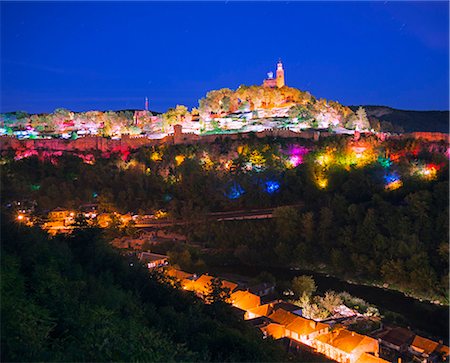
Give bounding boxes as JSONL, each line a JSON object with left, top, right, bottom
{"left": 347, "top": 107, "right": 370, "bottom": 131}
{"left": 288, "top": 105, "right": 313, "bottom": 122}
{"left": 320, "top": 291, "right": 342, "bottom": 314}
{"left": 273, "top": 206, "right": 299, "bottom": 243}
{"left": 301, "top": 212, "right": 314, "bottom": 244}
{"left": 205, "top": 277, "right": 231, "bottom": 304}
{"left": 291, "top": 275, "right": 316, "bottom": 299}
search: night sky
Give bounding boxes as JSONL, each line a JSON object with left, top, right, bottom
{"left": 1, "top": 1, "right": 448, "bottom": 114}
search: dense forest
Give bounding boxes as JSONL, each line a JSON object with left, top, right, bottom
{"left": 1, "top": 136, "right": 448, "bottom": 301}
{"left": 2, "top": 216, "right": 296, "bottom": 362}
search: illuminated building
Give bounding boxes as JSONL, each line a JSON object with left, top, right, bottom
{"left": 138, "top": 251, "right": 169, "bottom": 269}
{"left": 263, "top": 60, "right": 285, "bottom": 88}
{"left": 229, "top": 290, "right": 261, "bottom": 311}
{"left": 186, "top": 274, "right": 238, "bottom": 298}
{"left": 312, "top": 328, "right": 380, "bottom": 363}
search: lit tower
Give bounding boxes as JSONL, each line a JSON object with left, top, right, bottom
{"left": 276, "top": 60, "right": 285, "bottom": 88}
{"left": 145, "top": 97, "right": 149, "bottom": 111}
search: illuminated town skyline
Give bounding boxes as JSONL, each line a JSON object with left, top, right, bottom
{"left": 1, "top": 1, "right": 449, "bottom": 113}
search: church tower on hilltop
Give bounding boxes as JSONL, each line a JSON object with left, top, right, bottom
{"left": 276, "top": 60, "right": 285, "bottom": 88}
{"left": 263, "top": 60, "right": 286, "bottom": 88}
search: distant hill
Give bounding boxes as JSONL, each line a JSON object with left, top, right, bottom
{"left": 349, "top": 106, "right": 449, "bottom": 133}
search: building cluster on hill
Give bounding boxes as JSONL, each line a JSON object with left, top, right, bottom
{"left": 162, "top": 268, "right": 449, "bottom": 363}
{"left": 0, "top": 61, "right": 413, "bottom": 141}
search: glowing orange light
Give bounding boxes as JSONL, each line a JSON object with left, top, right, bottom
{"left": 17, "top": 214, "right": 24, "bottom": 221}
{"left": 385, "top": 180, "right": 403, "bottom": 190}
{"left": 175, "top": 155, "right": 185, "bottom": 166}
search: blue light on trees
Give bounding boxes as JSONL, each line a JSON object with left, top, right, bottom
{"left": 265, "top": 180, "right": 280, "bottom": 194}
{"left": 383, "top": 172, "right": 400, "bottom": 184}
{"left": 225, "top": 182, "right": 245, "bottom": 199}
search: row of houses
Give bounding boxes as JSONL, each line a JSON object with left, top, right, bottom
{"left": 374, "top": 327, "right": 449, "bottom": 363}
{"left": 164, "top": 268, "right": 391, "bottom": 363}
{"left": 164, "top": 268, "right": 449, "bottom": 363}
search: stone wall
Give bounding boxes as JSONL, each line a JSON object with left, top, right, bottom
{"left": 1, "top": 129, "right": 448, "bottom": 153}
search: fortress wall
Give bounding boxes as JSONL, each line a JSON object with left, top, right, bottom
{"left": 406, "top": 132, "right": 449, "bottom": 142}
{"left": 1, "top": 130, "right": 448, "bottom": 153}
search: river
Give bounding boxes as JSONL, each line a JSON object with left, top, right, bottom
{"left": 208, "top": 263, "right": 449, "bottom": 342}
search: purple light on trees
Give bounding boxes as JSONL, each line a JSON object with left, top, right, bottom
{"left": 287, "top": 145, "right": 309, "bottom": 167}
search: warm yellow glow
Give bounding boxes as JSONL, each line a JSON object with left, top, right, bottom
{"left": 200, "top": 152, "right": 214, "bottom": 171}
{"left": 154, "top": 210, "right": 168, "bottom": 219}
{"left": 175, "top": 155, "right": 185, "bottom": 166}
{"left": 150, "top": 151, "right": 162, "bottom": 162}
{"left": 385, "top": 180, "right": 403, "bottom": 190}
{"left": 224, "top": 160, "right": 234, "bottom": 171}
{"left": 413, "top": 164, "right": 439, "bottom": 181}
{"left": 249, "top": 150, "right": 265, "bottom": 167}
{"left": 17, "top": 214, "right": 24, "bottom": 221}
{"left": 237, "top": 145, "right": 248, "bottom": 155}
{"left": 317, "top": 177, "right": 328, "bottom": 189}
{"left": 316, "top": 152, "right": 333, "bottom": 166}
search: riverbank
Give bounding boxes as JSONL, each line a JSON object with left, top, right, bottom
{"left": 295, "top": 263, "right": 448, "bottom": 307}
{"left": 205, "top": 263, "right": 449, "bottom": 342}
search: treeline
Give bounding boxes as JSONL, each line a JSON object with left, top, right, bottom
{"left": 1, "top": 216, "right": 289, "bottom": 362}
{"left": 188, "top": 168, "right": 449, "bottom": 301}
{"left": 2, "top": 136, "right": 447, "bottom": 214}
{"left": 1, "top": 109, "right": 142, "bottom": 136}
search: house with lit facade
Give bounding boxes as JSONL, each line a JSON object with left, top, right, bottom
{"left": 408, "top": 335, "right": 449, "bottom": 363}
{"left": 311, "top": 328, "right": 380, "bottom": 363}
{"left": 266, "top": 308, "right": 329, "bottom": 346}
{"left": 138, "top": 251, "right": 169, "bottom": 269}
{"left": 44, "top": 207, "right": 76, "bottom": 233}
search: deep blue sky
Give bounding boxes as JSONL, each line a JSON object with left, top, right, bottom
{"left": 1, "top": 1, "right": 448, "bottom": 113}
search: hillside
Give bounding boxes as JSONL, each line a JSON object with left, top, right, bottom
{"left": 1, "top": 217, "right": 290, "bottom": 362}
{"left": 350, "top": 106, "right": 449, "bottom": 133}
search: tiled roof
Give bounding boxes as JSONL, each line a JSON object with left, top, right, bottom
{"left": 410, "top": 335, "right": 440, "bottom": 355}
{"left": 166, "top": 267, "right": 193, "bottom": 281}
{"left": 246, "top": 316, "right": 271, "bottom": 328}
{"left": 316, "top": 329, "right": 377, "bottom": 354}
{"left": 264, "top": 323, "right": 285, "bottom": 339}
{"left": 380, "top": 327, "right": 415, "bottom": 347}
{"left": 268, "top": 308, "right": 298, "bottom": 326}
{"left": 273, "top": 301, "right": 302, "bottom": 313}
{"left": 355, "top": 352, "right": 390, "bottom": 363}
{"left": 139, "top": 252, "right": 168, "bottom": 263}
{"left": 245, "top": 303, "right": 273, "bottom": 318}
{"left": 230, "top": 290, "right": 261, "bottom": 310}
{"left": 286, "top": 316, "right": 328, "bottom": 336}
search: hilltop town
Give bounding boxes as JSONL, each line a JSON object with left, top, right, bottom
{"left": 2, "top": 61, "right": 436, "bottom": 143}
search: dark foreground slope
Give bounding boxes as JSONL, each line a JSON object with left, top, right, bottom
{"left": 0, "top": 216, "right": 289, "bottom": 362}
{"left": 350, "top": 106, "right": 449, "bottom": 132}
